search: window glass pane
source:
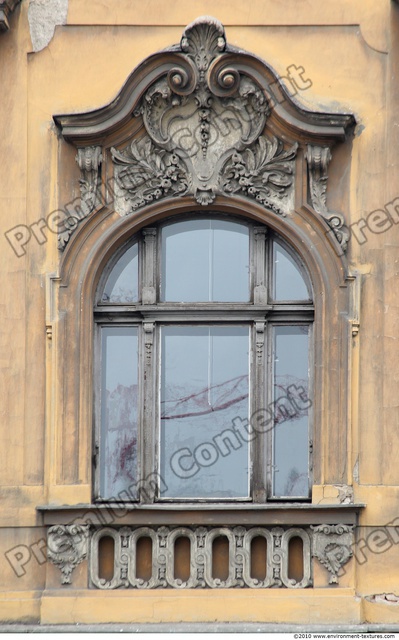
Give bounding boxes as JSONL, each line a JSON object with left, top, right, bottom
{"left": 100, "top": 327, "right": 138, "bottom": 499}
{"left": 273, "top": 241, "right": 310, "bottom": 301}
{"left": 102, "top": 243, "right": 139, "bottom": 303}
{"left": 160, "top": 326, "right": 250, "bottom": 498}
{"left": 272, "top": 326, "right": 310, "bottom": 498}
{"left": 161, "top": 219, "right": 249, "bottom": 302}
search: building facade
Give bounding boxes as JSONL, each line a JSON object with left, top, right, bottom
{"left": 0, "top": 0, "right": 399, "bottom": 627}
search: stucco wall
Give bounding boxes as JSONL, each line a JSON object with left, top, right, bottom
{"left": 0, "top": 0, "right": 399, "bottom": 626}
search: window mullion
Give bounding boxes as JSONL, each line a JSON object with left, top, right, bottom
{"left": 266, "top": 321, "right": 273, "bottom": 500}
{"left": 141, "top": 321, "right": 156, "bottom": 503}
{"left": 142, "top": 227, "right": 157, "bottom": 304}
{"left": 253, "top": 227, "right": 268, "bottom": 305}
{"left": 93, "top": 323, "right": 102, "bottom": 500}
{"left": 140, "top": 226, "right": 157, "bottom": 499}
{"left": 252, "top": 320, "right": 267, "bottom": 503}
{"left": 308, "top": 322, "right": 314, "bottom": 496}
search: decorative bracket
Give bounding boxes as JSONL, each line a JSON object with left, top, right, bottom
{"left": 58, "top": 146, "right": 103, "bottom": 251}
{"left": 47, "top": 524, "right": 90, "bottom": 584}
{"left": 305, "top": 145, "right": 349, "bottom": 251}
{"left": 311, "top": 523, "right": 354, "bottom": 584}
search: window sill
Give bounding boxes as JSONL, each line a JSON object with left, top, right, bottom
{"left": 37, "top": 502, "right": 365, "bottom": 526}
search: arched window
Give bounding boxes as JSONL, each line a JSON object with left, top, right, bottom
{"left": 94, "top": 214, "right": 313, "bottom": 503}
{"left": 44, "top": 16, "right": 360, "bottom": 594}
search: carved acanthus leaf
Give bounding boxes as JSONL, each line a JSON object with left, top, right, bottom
{"left": 47, "top": 524, "right": 90, "bottom": 585}
{"left": 221, "top": 136, "right": 297, "bottom": 215}
{"left": 311, "top": 524, "right": 354, "bottom": 584}
{"left": 306, "top": 145, "right": 331, "bottom": 215}
{"left": 111, "top": 138, "right": 189, "bottom": 214}
{"left": 306, "top": 144, "right": 349, "bottom": 251}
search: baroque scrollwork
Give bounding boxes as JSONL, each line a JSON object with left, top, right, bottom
{"left": 311, "top": 524, "right": 354, "bottom": 584}
{"left": 47, "top": 524, "right": 90, "bottom": 585}
{"left": 305, "top": 144, "right": 349, "bottom": 251}
{"left": 111, "top": 17, "right": 296, "bottom": 215}
{"left": 56, "top": 16, "right": 355, "bottom": 249}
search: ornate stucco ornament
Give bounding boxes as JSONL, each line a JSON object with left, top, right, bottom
{"left": 58, "top": 146, "right": 103, "bottom": 250}
{"left": 311, "top": 524, "right": 354, "bottom": 584}
{"left": 47, "top": 524, "right": 90, "bottom": 584}
{"left": 111, "top": 17, "right": 297, "bottom": 215}
{"left": 88, "top": 524, "right": 312, "bottom": 590}
{"left": 54, "top": 16, "right": 356, "bottom": 252}
{"left": 306, "top": 145, "right": 349, "bottom": 250}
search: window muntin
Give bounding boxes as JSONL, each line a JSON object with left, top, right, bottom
{"left": 95, "top": 214, "right": 314, "bottom": 503}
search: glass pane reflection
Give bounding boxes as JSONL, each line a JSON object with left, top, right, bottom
{"left": 273, "top": 241, "right": 310, "bottom": 301}
{"left": 272, "top": 326, "right": 310, "bottom": 498}
{"left": 160, "top": 326, "right": 250, "bottom": 498}
{"left": 161, "top": 219, "right": 249, "bottom": 302}
{"left": 100, "top": 327, "right": 138, "bottom": 499}
{"left": 102, "top": 243, "right": 139, "bottom": 303}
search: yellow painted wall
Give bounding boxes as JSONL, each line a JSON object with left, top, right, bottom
{"left": 0, "top": 0, "right": 399, "bottom": 625}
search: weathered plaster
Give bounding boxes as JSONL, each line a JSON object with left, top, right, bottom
{"left": 28, "top": 0, "right": 68, "bottom": 52}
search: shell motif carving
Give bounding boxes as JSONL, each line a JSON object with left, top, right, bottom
{"left": 111, "top": 17, "right": 296, "bottom": 216}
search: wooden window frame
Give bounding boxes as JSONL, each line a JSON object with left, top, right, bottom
{"left": 93, "top": 213, "right": 314, "bottom": 505}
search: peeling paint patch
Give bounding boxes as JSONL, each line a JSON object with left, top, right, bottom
{"left": 334, "top": 484, "right": 354, "bottom": 504}
{"left": 28, "top": 0, "right": 68, "bottom": 52}
{"left": 366, "top": 593, "right": 399, "bottom": 604}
